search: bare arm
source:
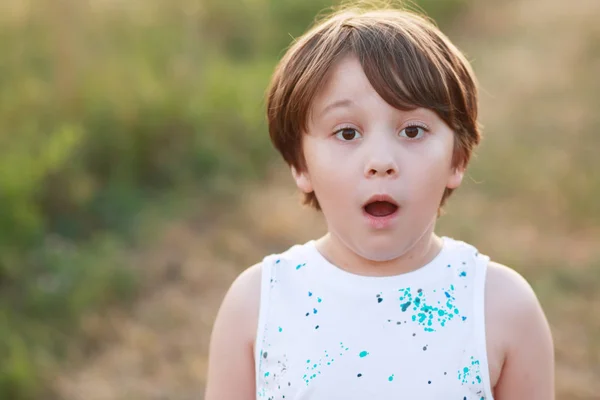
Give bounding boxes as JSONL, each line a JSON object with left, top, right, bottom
{"left": 204, "top": 263, "right": 262, "bottom": 400}
{"left": 487, "top": 262, "right": 555, "bottom": 400}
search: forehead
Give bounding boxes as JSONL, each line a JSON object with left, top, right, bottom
{"left": 310, "top": 54, "right": 424, "bottom": 122}
{"left": 311, "top": 55, "right": 375, "bottom": 111}
{"left": 308, "top": 53, "right": 454, "bottom": 132}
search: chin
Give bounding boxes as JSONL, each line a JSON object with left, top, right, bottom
{"left": 353, "top": 236, "right": 411, "bottom": 263}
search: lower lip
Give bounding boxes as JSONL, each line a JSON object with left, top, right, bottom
{"left": 362, "top": 207, "right": 400, "bottom": 229}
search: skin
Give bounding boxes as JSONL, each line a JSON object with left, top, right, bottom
{"left": 205, "top": 55, "right": 555, "bottom": 400}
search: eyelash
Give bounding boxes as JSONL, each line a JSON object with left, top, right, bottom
{"left": 402, "top": 123, "right": 429, "bottom": 139}
{"left": 332, "top": 123, "right": 430, "bottom": 141}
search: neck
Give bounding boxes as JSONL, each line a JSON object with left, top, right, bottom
{"left": 314, "top": 229, "right": 443, "bottom": 278}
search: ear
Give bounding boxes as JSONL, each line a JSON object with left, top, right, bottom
{"left": 291, "top": 166, "right": 313, "bottom": 194}
{"left": 447, "top": 165, "right": 465, "bottom": 189}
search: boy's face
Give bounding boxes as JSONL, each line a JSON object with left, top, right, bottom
{"left": 293, "top": 54, "right": 464, "bottom": 262}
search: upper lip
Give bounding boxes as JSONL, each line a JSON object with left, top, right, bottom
{"left": 362, "top": 194, "right": 399, "bottom": 208}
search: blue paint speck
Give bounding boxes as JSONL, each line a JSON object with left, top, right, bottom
{"left": 401, "top": 301, "right": 411, "bottom": 311}
{"left": 308, "top": 291, "right": 313, "bottom": 296}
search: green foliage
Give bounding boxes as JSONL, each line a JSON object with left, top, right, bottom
{"left": 0, "top": 0, "right": 467, "bottom": 398}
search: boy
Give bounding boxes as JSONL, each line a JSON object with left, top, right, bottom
{"left": 205, "top": 4, "right": 554, "bottom": 399}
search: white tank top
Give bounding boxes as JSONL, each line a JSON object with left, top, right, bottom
{"left": 254, "top": 236, "right": 494, "bottom": 400}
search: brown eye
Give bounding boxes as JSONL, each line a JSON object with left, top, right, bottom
{"left": 335, "top": 128, "right": 361, "bottom": 141}
{"left": 400, "top": 126, "right": 425, "bottom": 139}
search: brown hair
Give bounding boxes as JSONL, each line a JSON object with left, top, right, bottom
{"left": 266, "top": 3, "right": 481, "bottom": 212}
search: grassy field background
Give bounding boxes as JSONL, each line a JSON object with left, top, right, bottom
{"left": 1, "top": 0, "right": 598, "bottom": 399}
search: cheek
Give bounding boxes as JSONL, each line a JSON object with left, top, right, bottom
{"left": 405, "top": 147, "right": 453, "bottom": 198}
{"left": 305, "top": 139, "right": 357, "bottom": 187}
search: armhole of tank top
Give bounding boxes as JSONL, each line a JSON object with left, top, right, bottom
{"left": 473, "top": 254, "right": 495, "bottom": 400}
{"left": 254, "top": 255, "right": 274, "bottom": 388}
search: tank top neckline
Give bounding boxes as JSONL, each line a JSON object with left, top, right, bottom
{"left": 303, "top": 236, "right": 453, "bottom": 290}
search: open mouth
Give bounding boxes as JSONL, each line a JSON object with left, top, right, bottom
{"left": 362, "top": 196, "right": 399, "bottom": 217}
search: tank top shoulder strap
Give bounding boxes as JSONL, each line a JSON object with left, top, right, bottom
{"left": 471, "top": 245, "right": 494, "bottom": 397}
{"left": 254, "top": 243, "right": 309, "bottom": 383}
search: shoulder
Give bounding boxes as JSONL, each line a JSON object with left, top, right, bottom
{"left": 215, "top": 262, "right": 264, "bottom": 344}
{"left": 484, "top": 261, "right": 554, "bottom": 397}
{"left": 484, "top": 261, "right": 548, "bottom": 350}
{"left": 211, "top": 242, "right": 301, "bottom": 345}
{"left": 204, "top": 262, "right": 264, "bottom": 399}
{"left": 485, "top": 261, "right": 543, "bottom": 323}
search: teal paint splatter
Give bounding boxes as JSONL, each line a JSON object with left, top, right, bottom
{"left": 359, "top": 351, "right": 369, "bottom": 358}
{"left": 308, "top": 291, "right": 313, "bottom": 296}
{"left": 278, "top": 326, "right": 283, "bottom": 332}
{"left": 388, "top": 374, "right": 395, "bottom": 381}
{"left": 318, "top": 297, "right": 322, "bottom": 303}
{"left": 296, "top": 263, "right": 306, "bottom": 270}
{"left": 458, "top": 356, "right": 482, "bottom": 385}
{"left": 459, "top": 271, "right": 467, "bottom": 277}
{"left": 264, "top": 372, "right": 270, "bottom": 377}
{"left": 304, "top": 345, "right": 349, "bottom": 386}
{"left": 398, "top": 286, "right": 463, "bottom": 332}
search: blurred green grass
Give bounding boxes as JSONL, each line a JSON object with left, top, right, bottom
{"left": 0, "top": 0, "right": 468, "bottom": 398}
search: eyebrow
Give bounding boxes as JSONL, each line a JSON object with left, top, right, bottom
{"left": 317, "top": 99, "right": 354, "bottom": 119}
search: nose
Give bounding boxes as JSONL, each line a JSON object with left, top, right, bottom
{"left": 364, "top": 156, "right": 399, "bottom": 179}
